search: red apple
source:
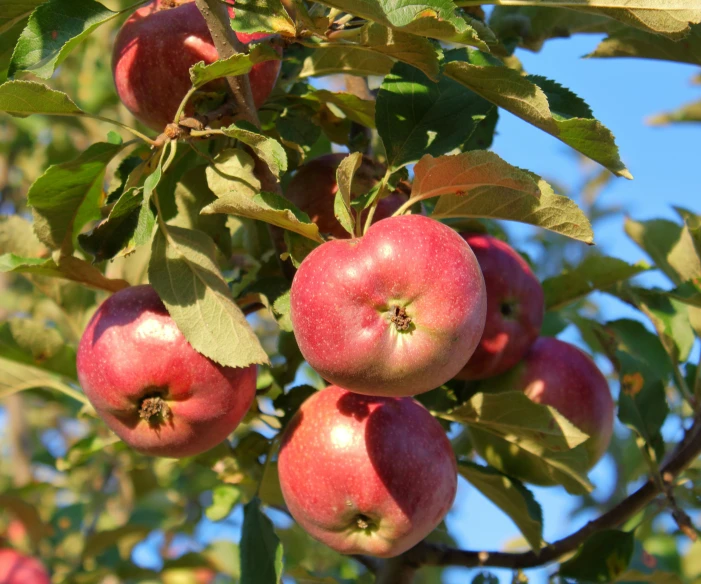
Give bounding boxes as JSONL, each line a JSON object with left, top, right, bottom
{"left": 277, "top": 386, "right": 457, "bottom": 557}
{"left": 0, "top": 549, "right": 50, "bottom": 584}
{"left": 112, "top": 0, "right": 281, "bottom": 131}
{"left": 456, "top": 234, "right": 544, "bottom": 380}
{"left": 76, "top": 285, "right": 257, "bottom": 458}
{"left": 471, "top": 337, "right": 615, "bottom": 485}
{"left": 285, "top": 153, "right": 410, "bottom": 239}
{"left": 290, "top": 214, "right": 487, "bottom": 397}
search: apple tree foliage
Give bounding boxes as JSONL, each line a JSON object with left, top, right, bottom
{"left": 1, "top": 0, "right": 701, "bottom": 582}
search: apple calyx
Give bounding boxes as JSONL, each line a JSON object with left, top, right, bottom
{"left": 139, "top": 394, "right": 172, "bottom": 425}
{"left": 499, "top": 300, "right": 518, "bottom": 319}
{"left": 355, "top": 514, "right": 377, "bottom": 533}
{"left": 389, "top": 305, "right": 412, "bottom": 332}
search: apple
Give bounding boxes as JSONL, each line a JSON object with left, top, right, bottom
{"left": 290, "top": 214, "right": 487, "bottom": 397}
{"left": 455, "top": 234, "right": 544, "bottom": 380}
{"left": 277, "top": 385, "right": 457, "bottom": 557}
{"left": 112, "top": 0, "right": 282, "bottom": 131}
{"left": 285, "top": 153, "right": 409, "bottom": 239}
{"left": 471, "top": 337, "right": 615, "bottom": 485}
{"left": 0, "top": 549, "right": 50, "bottom": 584}
{"left": 76, "top": 285, "right": 257, "bottom": 458}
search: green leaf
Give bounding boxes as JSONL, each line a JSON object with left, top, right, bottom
{"left": 28, "top": 141, "right": 124, "bottom": 255}
{"left": 560, "top": 529, "right": 635, "bottom": 583}
{"left": 589, "top": 23, "right": 701, "bottom": 66}
{"left": 458, "top": 461, "right": 543, "bottom": 550}
{"left": 422, "top": 151, "right": 594, "bottom": 243}
{"left": 82, "top": 524, "right": 152, "bottom": 559}
{"left": 57, "top": 434, "right": 121, "bottom": 471}
{"left": 0, "top": 214, "right": 45, "bottom": 257}
{"left": 240, "top": 498, "right": 284, "bottom": 584}
{"left": 0, "top": 0, "right": 44, "bottom": 35}
{"left": 282, "top": 231, "right": 320, "bottom": 268}
{"left": 0, "top": 253, "right": 129, "bottom": 292}
{"left": 9, "top": 0, "right": 118, "bottom": 79}
{"left": 206, "top": 485, "right": 241, "bottom": 521}
{"left": 649, "top": 99, "right": 701, "bottom": 125}
{"left": 443, "top": 50, "right": 631, "bottom": 178}
{"left": 376, "top": 51, "right": 494, "bottom": 169}
{"left": 228, "top": 0, "right": 296, "bottom": 35}
{"left": 333, "top": 152, "right": 362, "bottom": 236}
{"left": 0, "top": 319, "right": 77, "bottom": 379}
{"left": 190, "top": 44, "right": 281, "bottom": 88}
{"left": 272, "top": 290, "right": 292, "bottom": 332}
{"left": 311, "top": 89, "right": 376, "bottom": 128}
{"left": 148, "top": 225, "right": 269, "bottom": 368}
{"left": 543, "top": 255, "right": 649, "bottom": 310}
{"left": 313, "top": 0, "right": 492, "bottom": 47}
{"left": 605, "top": 319, "right": 674, "bottom": 383}
{"left": 0, "top": 79, "right": 83, "bottom": 116}
{"left": 616, "top": 569, "right": 684, "bottom": 584}
{"left": 299, "top": 45, "right": 394, "bottom": 78}
{"left": 219, "top": 122, "right": 288, "bottom": 179}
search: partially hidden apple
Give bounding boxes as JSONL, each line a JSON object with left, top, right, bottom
{"left": 277, "top": 385, "right": 457, "bottom": 557}
{"left": 471, "top": 337, "right": 615, "bottom": 485}
{"left": 77, "top": 285, "right": 257, "bottom": 458}
{"left": 290, "top": 214, "right": 487, "bottom": 397}
{"left": 456, "top": 234, "right": 544, "bottom": 380}
{"left": 0, "top": 549, "right": 50, "bottom": 584}
{"left": 285, "top": 153, "right": 410, "bottom": 239}
{"left": 112, "top": 0, "right": 281, "bottom": 131}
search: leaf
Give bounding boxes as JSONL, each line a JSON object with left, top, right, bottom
{"left": 0, "top": 79, "right": 83, "bottom": 116}
{"left": 560, "top": 529, "right": 635, "bottom": 583}
{"left": 206, "top": 485, "right": 241, "bottom": 521}
{"left": 9, "top": 0, "right": 118, "bottom": 79}
{"left": 0, "top": 214, "right": 45, "bottom": 257}
{"left": 458, "top": 461, "right": 543, "bottom": 550}
{"left": 0, "top": 493, "right": 52, "bottom": 545}
{"left": 0, "top": 253, "right": 129, "bottom": 292}
{"left": 333, "top": 152, "right": 362, "bottom": 236}
{"left": 240, "top": 498, "right": 284, "bottom": 584}
{"left": 272, "top": 290, "right": 292, "bottom": 332}
{"left": 299, "top": 45, "right": 394, "bottom": 78}
{"left": 543, "top": 255, "right": 649, "bottom": 310}
{"left": 443, "top": 50, "right": 631, "bottom": 178}
{"left": 282, "top": 231, "right": 320, "bottom": 267}
{"left": 82, "top": 525, "right": 152, "bottom": 559}
{"left": 313, "top": 0, "right": 492, "bottom": 47}
{"left": 376, "top": 51, "right": 494, "bottom": 169}
{"left": 228, "top": 0, "right": 296, "bottom": 36}
{"left": 190, "top": 43, "right": 281, "bottom": 88}
{"left": 219, "top": 122, "right": 287, "bottom": 179}
{"left": 422, "top": 152, "right": 594, "bottom": 243}
{"left": 0, "top": 0, "right": 43, "bottom": 35}
{"left": 0, "top": 319, "right": 77, "bottom": 379}
{"left": 616, "top": 569, "right": 684, "bottom": 584}
{"left": 649, "top": 99, "right": 701, "bottom": 125}
{"left": 333, "top": 22, "right": 443, "bottom": 80}
{"left": 28, "top": 141, "right": 124, "bottom": 255}
{"left": 148, "top": 225, "right": 268, "bottom": 368}
{"left": 589, "top": 23, "right": 701, "bottom": 66}
{"left": 311, "top": 89, "right": 376, "bottom": 128}
{"left": 605, "top": 319, "right": 675, "bottom": 383}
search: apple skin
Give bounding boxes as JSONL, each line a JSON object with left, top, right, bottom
{"left": 285, "top": 153, "right": 410, "bottom": 239}
{"left": 76, "top": 285, "right": 257, "bottom": 458}
{"left": 290, "top": 214, "right": 487, "bottom": 397}
{"left": 277, "top": 386, "right": 457, "bottom": 557}
{"left": 471, "top": 337, "right": 615, "bottom": 486}
{"left": 456, "top": 234, "right": 544, "bottom": 380}
{"left": 112, "top": 0, "right": 281, "bottom": 131}
{"left": 0, "top": 549, "right": 50, "bottom": 584}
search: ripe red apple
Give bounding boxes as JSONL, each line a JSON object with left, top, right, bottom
{"left": 290, "top": 214, "right": 487, "bottom": 397}
{"left": 112, "top": 0, "right": 281, "bottom": 131}
{"left": 285, "top": 153, "right": 410, "bottom": 239}
{"left": 77, "top": 285, "right": 257, "bottom": 458}
{"left": 277, "top": 386, "right": 457, "bottom": 557}
{"left": 456, "top": 234, "right": 544, "bottom": 380}
{"left": 0, "top": 549, "right": 50, "bottom": 584}
{"left": 471, "top": 337, "right": 615, "bottom": 485}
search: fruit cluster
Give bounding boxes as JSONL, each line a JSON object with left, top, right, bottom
{"left": 74, "top": 0, "right": 615, "bottom": 561}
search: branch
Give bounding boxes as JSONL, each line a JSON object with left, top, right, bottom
{"left": 386, "top": 417, "right": 701, "bottom": 575}
{"left": 194, "top": 0, "right": 260, "bottom": 128}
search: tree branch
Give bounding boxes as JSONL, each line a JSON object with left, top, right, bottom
{"left": 383, "top": 417, "right": 701, "bottom": 577}
{"left": 194, "top": 0, "right": 260, "bottom": 128}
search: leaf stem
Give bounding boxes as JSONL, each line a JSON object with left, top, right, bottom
{"left": 391, "top": 194, "right": 423, "bottom": 218}
{"left": 85, "top": 114, "right": 157, "bottom": 146}
{"left": 172, "top": 85, "right": 199, "bottom": 126}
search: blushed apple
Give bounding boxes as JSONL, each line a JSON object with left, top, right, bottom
{"left": 290, "top": 214, "right": 487, "bottom": 397}
{"left": 471, "top": 337, "right": 615, "bottom": 485}
{"left": 0, "top": 549, "right": 50, "bottom": 584}
{"left": 112, "top": 0, "right": 281, "bottom": 131}
{"left": 456, "top": 234, "right": 544, "bottom": 380}
{"left": 77, "top": 285, "right": 257, "bottom": 458}
{"left": 285, "top": 153, "right": 409, "bottom": 239}
{"left": 277, "top": 385, "right": 457, "bottom": 557}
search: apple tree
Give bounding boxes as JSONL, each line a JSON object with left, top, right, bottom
{"left": 1, "top": 0, "right": 701, "bottom": 583}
